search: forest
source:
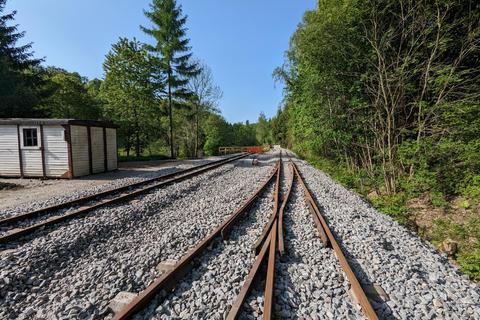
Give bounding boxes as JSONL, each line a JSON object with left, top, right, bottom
{"left": 272, "top": 0, "right": 480, "bottom": 279}
{"left": 0, "top": 0, "right": 267, "bottom": 159}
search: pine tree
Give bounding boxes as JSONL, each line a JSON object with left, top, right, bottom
{"left": 0, "top": 0, "right": 43, "bottom": 116}
{"left": 141, "top": 0, "right": 198, "bottom": 158}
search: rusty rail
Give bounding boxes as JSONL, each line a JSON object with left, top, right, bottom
{"left": 277, "top": 162, "right": 294, "bottom": 256}
{"left": 0, "top": 153, "right": 249, "bottom": 245}
{"left": 252, "top": 159, "right": 281, "bottom": 254}
{"left": 291, "top": 161, "right": 378, "bottom": 320}
{"left": 111, "top": 163, "right": 279, "bottom": 320}
{"left": 228, "top": 153, "right": 284, "bottom": 320}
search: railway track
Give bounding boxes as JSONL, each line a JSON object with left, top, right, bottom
{"left": 0, "top": 153, "right": 248, "bottom": 245}
{"left": 110, "top": 152, "right": 378, "bottom": 319}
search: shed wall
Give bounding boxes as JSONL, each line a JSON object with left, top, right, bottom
{"left": 0, "top": 125, "right": 21, "bottom": 176}
{"left": 44, "top": 126, "right": 70, "bottom": 177}
{"left": 90, "top": 127, "right": 105, "bottom": 173}
{"left": 106, "top": 128, "right": 117, "bottom": 170}
{"left": 71, "top": 125, "right": 90, "bottom": 177}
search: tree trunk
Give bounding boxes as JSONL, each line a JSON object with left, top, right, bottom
{"left": 133, "top": 105, "right": 141, "bottom": 157}
{"left": 195, "top": 103, "right": 199, "bottom": 158}
{"left": 168, "top": 72, "right": 174, "bottom": 159}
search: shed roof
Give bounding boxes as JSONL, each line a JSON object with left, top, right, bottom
{"left": 0, "top": 118, "right": 118, "bottom": 128}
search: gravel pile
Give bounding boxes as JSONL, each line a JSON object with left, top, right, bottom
{"left": 0, "top": 154, "right": 275, "bottom": 320}
{"left": 136, "top": 184, "right": 275, "bottom": 320}
{"left": 295, "top": 158, "right": 480, "bottom": 320}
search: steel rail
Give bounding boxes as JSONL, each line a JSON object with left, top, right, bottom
{"left": 291, "top": 163, "right": 329, "bottom": 246}
{"left": 0, "top": 153, "right": 247, "bottom": 227}
{"left": 263, "top": 218, "right": 277, "bottom": 319}
{"left": 277, "top": 162, "right": 294, "bottom": 256}
{"left": 0, "top": 154, "right": 249, "bottom": 245}
{"left": 252, "top": 158, "right": 281, "bottom": 254}
{"left": 111, "top": 164, "right": 279, "bottom": 320}
{"left": 228, "top": 155, "right": 283, "bottom": 319}
{"left": 291, "top": 161, "right": 378, "bottom": 320}
{"left": 226, "top": 230, "right": 272, "bottom": 320}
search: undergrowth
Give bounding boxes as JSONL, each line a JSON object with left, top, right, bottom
{"left": 306, "top": 155, "right": 480, "bottom": 281}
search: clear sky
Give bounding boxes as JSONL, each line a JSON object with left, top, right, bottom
{"left": 6, "top": 0, "right": 317, "bottom": 123}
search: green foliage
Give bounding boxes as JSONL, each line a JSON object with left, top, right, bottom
{"left": 430, "top": 217, "right": 480, "bottom": 280}
{"left": 203, "top": 114, "right": 231, "bottom": 156}
{"left": 256, "top": 112, "right": 271, "bottom": 145}
{"left": 101, "top": 38, "right": 158, "bottom": 157}
{"left": 0, "top": 0, "right": 45, "bottom": 117}
{"left": 39, "top": 68, "right": 102, "bottom": 119}
{"left": 457, "top": 250, "right": 480, "bottom": 281}
{"left": 273, "top": 0, "right": 480, "bottom": 280}
{"left": 142, "top": 0, "right": 199, "bottom": 158}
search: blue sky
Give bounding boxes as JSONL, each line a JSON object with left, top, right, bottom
{"left": 6, "top": 0, "right": 316, "bottom": 123}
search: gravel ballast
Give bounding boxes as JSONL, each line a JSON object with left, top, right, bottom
{"left": 295, "top": 158, "right": 480, "bottom": 320}
{"left": 0, "top": 150, "right": 478, "bottom": 320}
{"left": 272, "top": 162, "right": 364, "bottom": 319}
{"left": 137, "top": 184, "right": 275, "bottom": 320}
{"left": 0, "top": 158, "right": 220, "bottom": 220}
{"left": 0, "top": 154, "right": 275, "bottom": 319}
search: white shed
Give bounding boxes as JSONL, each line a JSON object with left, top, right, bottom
{"left": 0, "top": 119, "right": 118, "bottom": 178}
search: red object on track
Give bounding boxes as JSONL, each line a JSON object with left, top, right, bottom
{"left": 245, "top": 146, "right": 263, "bottom": 153}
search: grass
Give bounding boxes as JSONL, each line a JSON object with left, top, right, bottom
{"left": 304, "top": 154, "right": 480, "bottom": 281}
{"left": 118, "top": 148, "right": 171, "bottom": 162}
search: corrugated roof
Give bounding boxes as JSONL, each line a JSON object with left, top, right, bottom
{"left": 0, "top": 118, "right": 118, "bottom": 128}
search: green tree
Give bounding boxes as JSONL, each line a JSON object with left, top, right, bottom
{"left": 0, "top": 0, "right": 44, "bottom": 117}
{"left": 187, "top": 61, "right": 222, "bottom": 157}
{"left": 141, "top": 0, "right": 199, "bottom": 158}
{"left": 101, "top": 38, "right": 156, "bottom": 157}
{"left": 39, "top": 68, "right": 101, "bottom": 119}
{"left": 255, "top": 112, "right": 270, "bottom": 145}
{"left": 203, "top": 113, "right": 231, "bottom": 156}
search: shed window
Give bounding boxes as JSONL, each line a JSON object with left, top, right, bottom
{"left": 23, "top": 128, "right": 38, "bottom": 147}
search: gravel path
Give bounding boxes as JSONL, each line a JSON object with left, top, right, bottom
{"left": 0, "top": 154, "right": 275, "bottom": 319}
{"left": 0, "top": 157, "right": 244, "bottom": 237}
{"left": 295, "top": 158, "right": 480, "bottom": 320}
{"left": 0, "top": 158, "right": 219, "bottom": 219}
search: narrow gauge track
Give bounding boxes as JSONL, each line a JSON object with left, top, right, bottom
{"left": 0, "top": 153, "right": 248, "bottom": 245}
{"left": 111, "top": 158, "right": 281, "bottom": 320}
{"left": 110, "top": 153, "right": 378, "bottom": 320}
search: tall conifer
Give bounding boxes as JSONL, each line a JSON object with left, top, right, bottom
{"left": 141, "top": 0, "right": 198, "bottom": 158}
{"left": 0, "top": 0, "right": 43, "bottom": 116}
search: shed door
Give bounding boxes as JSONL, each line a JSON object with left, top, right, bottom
{"left": 20, "top": 126, "right": 43, "bottom": 177}
{"left": 71, "top": 125, "right": 90, "bottom": 177}
{"left": 91, "top": 127, "right": 105, "bottom": 173}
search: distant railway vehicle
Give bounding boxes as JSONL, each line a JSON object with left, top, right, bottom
{"left": 0, "top": 118, "right": 118, "bottom": 178}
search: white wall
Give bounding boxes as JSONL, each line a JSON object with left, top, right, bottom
{"left": 0, "top": 125, "right": 21, "bottom": 176}
{"left": 90, "top": 126, "right": 105, "bottom": 174}
{"left": 71, "top": 125, "right": 90, "bottom": 177}
{"left": 44, "top": 126, "right": 69, "bottom": 177}
{"left": 106, "top": 128, "right": 117, "bottom": 171}
{"left": 19, "top": 125, "right": 43, "bottom": 177}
